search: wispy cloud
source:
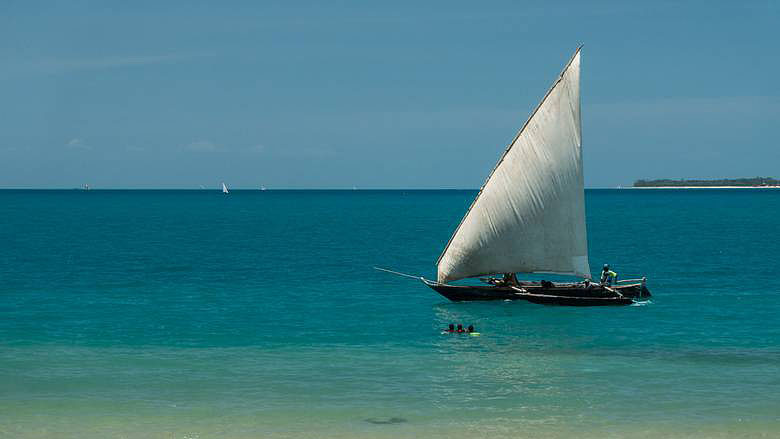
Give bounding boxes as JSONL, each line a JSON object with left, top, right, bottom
{"left": 66, "top": 138, "right": 91, "bottom": 150}
{"left": 588, "top": 96, "right": 780, "bottom": 120}
{"left": 184, "top": 139, "right": 223, "bottom": 152}
{"left": 250, "top": 143, "right": 338, "bottom": 158}
{"left": 281, "top": 146, "right": 338, "bottom": 158}
{"left": 4, "top": 52, "right": 214, "bottom": 78}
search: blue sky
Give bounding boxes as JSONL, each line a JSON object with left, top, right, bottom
{"left": 1, "top": 1, "right": 778, "bottom": 188}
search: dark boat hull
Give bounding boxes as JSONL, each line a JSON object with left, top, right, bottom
{"left": 423, "top": 279, "right": 650, "bottom": 306}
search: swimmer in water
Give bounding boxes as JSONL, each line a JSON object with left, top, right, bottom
{"left": 447, "top": 324, "right": 455, "bottom": 333}
{"left": 457, "top": 324, "right": 465, "bottom": 333}
{"left": 467, "top": 325, "right": 475, "bottom": 333}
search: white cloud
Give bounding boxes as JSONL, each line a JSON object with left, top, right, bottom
{"left": 66, "top": 138, "right": 91, "bottom": 150}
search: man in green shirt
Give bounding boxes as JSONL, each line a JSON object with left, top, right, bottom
{"left": 600, "top": 264, "right": 617, "bottom": 286}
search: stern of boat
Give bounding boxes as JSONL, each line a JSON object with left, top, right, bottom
{"left": 615, "top": 277, "right": 651, "bottom": 299}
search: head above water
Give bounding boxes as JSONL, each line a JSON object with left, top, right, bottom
{"left": 448, "top": 324, "right": 454, "bottom": 331}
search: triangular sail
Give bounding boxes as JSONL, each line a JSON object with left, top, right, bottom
{"left": 437, "top": 48, "right": 590, "bottom": 283}
{"left": 222, "top": 182, "right": 229, "bottom": 194}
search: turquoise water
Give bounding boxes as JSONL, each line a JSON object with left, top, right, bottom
{"left": 1, "top": 189, "right": 779, "bottom": 438}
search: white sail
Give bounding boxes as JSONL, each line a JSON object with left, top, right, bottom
{"left": 222, "top": 182, "right": 229, "bottom": 194}
{"left": 437, "top": 48, "right": 590, "bottom": 283}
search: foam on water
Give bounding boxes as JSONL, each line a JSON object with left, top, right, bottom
{"left": 630, "top": 299, "right": 653, "bottom": 306}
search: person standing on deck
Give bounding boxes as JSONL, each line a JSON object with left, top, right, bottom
{"left": 502, "top": 272, "right": 518, "bottom": 286}
{"left": 600, "top": 264, "right": 617, "bottom": 286}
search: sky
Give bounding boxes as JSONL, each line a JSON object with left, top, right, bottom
{"left": 1, "top": 0, "right": 778, "bottom": 188}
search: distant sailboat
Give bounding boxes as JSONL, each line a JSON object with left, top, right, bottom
{"left": 222, "top": 182, "right": 229, "bottom": 194}
{"left": 416, "top": 47, "right": 650, "bottom": 306}
{"left": 260, "top": 185, "right": 267, "bottom": 191}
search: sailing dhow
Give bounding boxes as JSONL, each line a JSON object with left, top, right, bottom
{"left": 422, "top": 47, "right": 650, "bottom": 306}
{"left": 222, "top": 182, "right": 229, "bottom": 194}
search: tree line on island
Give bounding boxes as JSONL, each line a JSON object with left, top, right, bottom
{"left": 633, "top": 177, "right": 780, "bottom": 187}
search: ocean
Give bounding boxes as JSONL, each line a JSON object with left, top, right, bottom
{"left": 1, "top": 189, "right": 779, "bottom": 438}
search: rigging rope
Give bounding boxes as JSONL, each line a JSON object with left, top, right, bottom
{"left": 373, "top": 266, "right": 424, "bottom": 280}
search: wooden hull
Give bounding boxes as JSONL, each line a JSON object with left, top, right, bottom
{"left": 423, "top": 279, "right": 650, "bottom": 306}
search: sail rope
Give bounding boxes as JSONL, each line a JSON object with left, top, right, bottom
{"left": 373, "top": 266, "right": 425, "bottom": 281}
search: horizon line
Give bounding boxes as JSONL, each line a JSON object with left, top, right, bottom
{"left": 0, "top": 186, "right": 639, "bottom": 191}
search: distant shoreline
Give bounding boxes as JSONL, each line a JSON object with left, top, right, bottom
{"left": 2, "top": 186, "right": 780, "bottom": 191}
{"left": 627, "top": 186, "right": 780, "bottom": 189}
{"left": 633, "top": 177, "right": 780, "bottom": 188}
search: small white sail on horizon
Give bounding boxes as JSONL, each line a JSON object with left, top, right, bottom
{"left": 437, "top": 47, "right": 590, "bottom": 283}
{"left": 222, "top": 182, "right": 229, "bottom": 194}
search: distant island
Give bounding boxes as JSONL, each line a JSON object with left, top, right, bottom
{"left": 633, "top": 177, "right": 780, "bottom": 188}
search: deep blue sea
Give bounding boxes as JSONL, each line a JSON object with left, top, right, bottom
{"left": 1, "top": 189, "right": 779, "bottom": 438}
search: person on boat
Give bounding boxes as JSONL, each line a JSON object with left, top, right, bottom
{"left": 501, "top": 272, "right": 518, "bottom": 286}
{"left": 600, "top": 264, "right": 617, "bottom": 286}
